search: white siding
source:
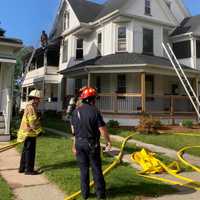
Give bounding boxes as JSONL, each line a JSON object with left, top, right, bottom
{"left": 120, "top": 0, "right": 177, "bottom": 25}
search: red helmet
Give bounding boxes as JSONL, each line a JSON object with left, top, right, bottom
{"left": 80, "top": 87, "right": 97, "bottom": 100}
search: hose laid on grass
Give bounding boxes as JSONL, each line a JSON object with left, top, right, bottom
{"left": 1, "top": 132, "right": 200, "bottom": 199}
{"left": 64, "top": 134, "right": 134, "bottom": 200}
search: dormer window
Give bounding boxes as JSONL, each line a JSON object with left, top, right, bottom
{"left": 62, "top": 40, "right": 68, "bottom": 63}
{"left": 76, "top": 38, "right": 83, "bottom": 60}
{"left": 145, "top": 0, "right": 151, "bottom": 15}
{"left": 117, "top": 26, "right": 127, "bottom": 52}
{"left": 97, "top": 32, "right": 102, "bottom": 55}
{"left": 63, "top": 11, "right": 70, "bottom": 31}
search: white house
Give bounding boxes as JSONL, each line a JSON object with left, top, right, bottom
{"left": 22, "top": 0, "right": 200, "bottom": 125}
{"left": 0, "top": 27, "right": 22, "bottom": 141}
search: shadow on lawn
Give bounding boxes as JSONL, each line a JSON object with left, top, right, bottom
{"left": 38, "top": 160, "right": 78, "bottom": 171}
{"left": 107, "top": 183, "right": 196, "bottom": 199}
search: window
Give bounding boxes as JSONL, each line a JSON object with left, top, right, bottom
{"left": 117, "top": 26, "right": 127, "bottom": 52}
{"left": 197, "top": 40, "right": 200, "bottom": 58}
{"left": 22, "top": 87, "right": 27, "bottom": 102}
{"left": 76, "top": 39, "right": 83, "bottom": 60}
{"left": 63, "top": 11, "right": 70, "bottom": 31}
{"left": 173, "top": 41, "right": 191, "bottom": 59}
{"left": 75, "top": 79, "right": 82, "bottom": 94}
{"left": 97, "top": 32, "right": 102, "bottom": 55}
{"left": 117, "top": 74, "right": 126, "bottom": 93}
{"left": 145, "top": 0, "right": 151, "bottom": 15}
{"left": 96, "top": 76, "right": 101, "bottom": 93}
{"left": 146, "top": 75, "right": 154, "bottom": 95}
{"left": 62, "top": 40, "right": 68, "bottom": 63}
{"left": 143, "top": 28, "right": 154, "bottom": 55}
{"left": 146, "top": 75, "right": 154, "bottom": 101}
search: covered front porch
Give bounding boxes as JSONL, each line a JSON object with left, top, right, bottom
{"left": 65, "top": 73, "right": 200, "bottom": 125}
{"left": 61, "top": 53, "right": 200, "bottom": 125}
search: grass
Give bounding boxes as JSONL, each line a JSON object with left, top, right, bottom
{"left": 42, "top": 116, "right": 71, "bottom": 133}
{"left": 17, "top": 131, "right": 178, "bottom": 200}
{"left": 0, "top": 176, "right": 13, "bottom": 200}
{"left": 108, "top": 128, "right": 200, "bottom": 157}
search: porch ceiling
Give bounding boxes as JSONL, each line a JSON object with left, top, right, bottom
{"left": 60, "top": 52, "right": 200, "bottom": 78}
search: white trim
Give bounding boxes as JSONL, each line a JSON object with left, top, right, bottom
{"left": 0, "top": 58, "right": 16, "bottom": 64}
{"left": 0, "top": 41, "right": 22, "bottom": 48}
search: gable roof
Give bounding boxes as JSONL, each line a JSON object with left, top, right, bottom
{"left": 171, "top": 15, "right": 200, "bottom": 36}
{"left": 68, "top": 0, "right": 103, "bottom": 23}
{"left": 95, "top": 0, "right": 128, "bottom": 20}
{"left": 67, "top": 0, "right": 130, "bottom": 23}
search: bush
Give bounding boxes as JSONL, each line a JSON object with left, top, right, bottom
{"left": 137, "top": 115, "right": 162, "bottom": 134}
{"left": 181, "top": 120, "right": 193, "bottom": 128}
{"left": 107, "top": 120, "right": 120, "bottom": 128}
{"left": 43, "top": 110, "right": 63, "bottom": 119}
{"left": 10, "top": 116, "right": 21, "bottom": 139}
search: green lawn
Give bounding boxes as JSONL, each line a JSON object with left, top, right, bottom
{"left": 42, "top": 116, "right": 71, "bottom": 133}
{"left": 109, "top": 130, "right": 200, "bottom": 157}
{"left": 17, "top": 131, "right": 177, "bottom": 200}
{"left": 0, "top": 176, "right": 13, "bottom": 200}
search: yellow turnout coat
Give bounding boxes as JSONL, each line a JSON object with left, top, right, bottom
{"left": 17, "top": 101, "right": 42, "bottom": 142}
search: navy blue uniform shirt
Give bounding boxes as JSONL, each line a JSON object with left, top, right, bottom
{"left": 71, "top": 103, "right": 105, "bottom": 140}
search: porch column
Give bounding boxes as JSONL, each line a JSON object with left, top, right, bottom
{"left": 141, "top": 72, "right": 146, "bottom": 113}
{"left": 88, "top": 73, "right": 91, "bottom": 87}
{"left": 195, "top": 78, "right": 200, "bottom": 115}
{"left": 26, "top": 87, "right": 29, "bottom": 102}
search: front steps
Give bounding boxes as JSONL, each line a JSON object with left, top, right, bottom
{"left": 0, "top": 114, "right": 10, "bottom": 141}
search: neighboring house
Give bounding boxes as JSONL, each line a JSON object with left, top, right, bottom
{"left": 20, "top": 38, "right": 61, "bottom": 111}
{"left": 0, "top": 27, "right": 22, "bottom": 141}
{"left": 21, "top": 0, "right": 200, "bottom": 125}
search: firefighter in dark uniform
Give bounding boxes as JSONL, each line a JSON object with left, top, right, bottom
{"left": 71, "top": 87, "right": 111, "bottom": 200}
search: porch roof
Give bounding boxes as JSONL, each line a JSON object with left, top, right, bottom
{"left": 60, "top": 52, "right": 198, "bottom": 75}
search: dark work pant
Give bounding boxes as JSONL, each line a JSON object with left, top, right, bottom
{"left": 76, "top": 141, "right": 106, "bottom": 199}
{"left": 19, "top": 137, "right": 36, "bottom": 172}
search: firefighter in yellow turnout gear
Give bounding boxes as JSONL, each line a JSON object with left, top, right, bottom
{"left": 18, "top": 89, "right": 43, "bottom": 175}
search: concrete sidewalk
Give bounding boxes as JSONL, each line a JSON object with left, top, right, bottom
{"left": 0, "top": 145, "right": 65, "bottom": 200}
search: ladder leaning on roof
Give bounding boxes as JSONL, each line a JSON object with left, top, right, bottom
{"left": 21, "top": 48, "right": 37, "bottom": 83}
{"left": 162, "top": 42, "right": 200, "bottom": 120}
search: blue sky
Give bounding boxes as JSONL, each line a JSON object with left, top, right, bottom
{"left": 0, "top": 0, "right": 199, "bottom": 47}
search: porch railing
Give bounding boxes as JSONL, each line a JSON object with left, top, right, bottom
{"left": 96, "top": 93, "right": 196, "bottom": 115}
{"left": 96, "top": 93, "right": 142, "bottom": 114}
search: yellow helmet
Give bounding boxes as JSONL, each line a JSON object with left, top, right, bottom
{"left": 29, "top": 89, "right": 42, "bottom": 99}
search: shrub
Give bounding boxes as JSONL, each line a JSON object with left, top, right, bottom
{"left": 10, "top": 116, "right": 21, "bottom": 139}
{"left": 107, "top": 120, "right": 120, "bottom": 128}
{"left": 137, "top": 115, "right": 162, "bottom": 134}
{"left": 181, "top": 120, "right": 193, "bottom": 128}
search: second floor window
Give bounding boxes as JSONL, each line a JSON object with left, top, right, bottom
{"left": 96, "top": 76, "right": 101, "bottom": 93}
{"left": 173, "top": 41, "right": 191, "bottom": 59}
{"left": 143, "top": 28, "right": 154, "bottom": 55}
{"left": 97, "top": 32, "right": 102, "bottom": 55}
{"left": 76, "top": 39, "right": 83, "bottom": 60}
{"left": 197, "top": 40, "right": 200, "bottom": 58}
{"left": 145, "top": 0, "right": 151, "bottom": 15}
{"left": 117, "top": 26, "right": 127, "bottom": 52}
{"left": 62, "top": 40, "right": 68, "bottom": 63}
{"left": 63, "top": 11, "right": 70, "bottom": 31}
{"left": 117, "top": 74, "right": 126, "bottom": 93}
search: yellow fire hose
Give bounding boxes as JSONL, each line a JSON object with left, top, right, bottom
{"left": 0, "top": 142, "right": 22, "bottom": 153}
{"left": 64, "top": 134, "right": 134, "bottom": 200}
{"left": 1, "top": 133, "right": 200, "bottom": 199}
